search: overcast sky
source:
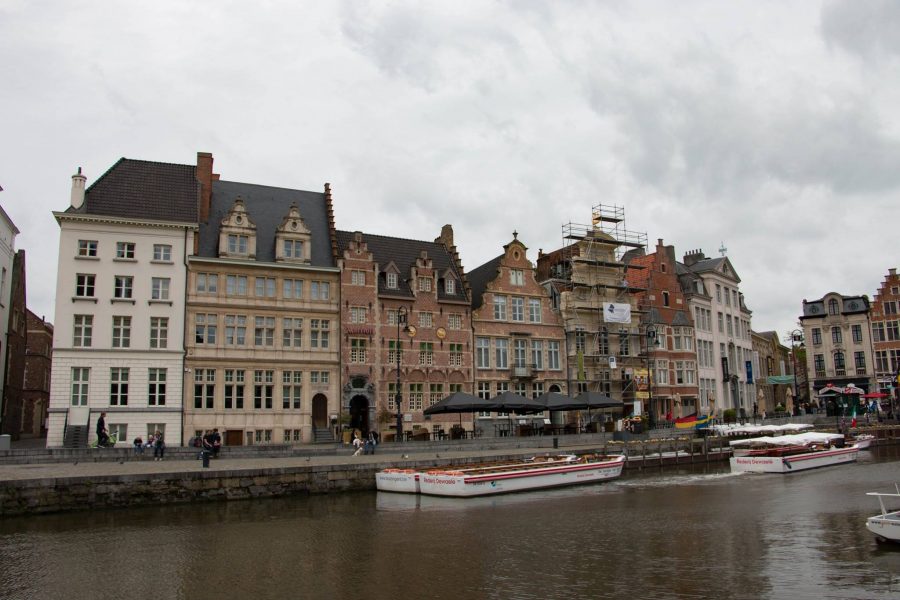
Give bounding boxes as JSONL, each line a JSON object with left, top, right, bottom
{"left": 2, "top": 0, "right": 898, "bottom": 342}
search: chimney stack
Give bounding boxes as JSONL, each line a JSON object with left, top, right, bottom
{"left": 437, "top": 224, "right": 454, "bottom": 249}
{"left": 71, "top": 167, "right": 86, "bottom": 209}
{"left": 196, "top": 152, "right": 214, "bottom": 223}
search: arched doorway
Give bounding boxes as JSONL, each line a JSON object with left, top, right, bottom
{"left": 312, "top": 394, "right": 328, "bottom": 429}
{"left": 349, "top": 395, "right": 369, "bottom": 432}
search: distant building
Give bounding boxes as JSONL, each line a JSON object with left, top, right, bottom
{"left": 47, "top": 161, "right": 197, "bottom": 447}
{"left": 469, "top": 232, "right": 567, "bottom": 431}
{"left": 799, "top": 292, "right": 875, "bottom": 401}
{"left": 22, "top": 310, "right": 53, "bottom": 438}
{"left": 870, "top": 268, "right": 900, "bottom": 407}
{"left": 335, "top": 226, "right": 471, "bottom": 440}
{"left": 2, "top": 249, "right": 26, "bottom": 438}
{"left": 0, "top": 204, "right": 18, "bottom": 435}
{"left": 750, "top": 331, "right": 793, "bottom": 414}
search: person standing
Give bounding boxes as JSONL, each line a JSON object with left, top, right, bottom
{"left": 96, "top": 412, "right": 109, "bottom": 447}
{"left": 153, "top": 430, "right": 165, "bottom": 461}
{"left": 211, "top": 428, "right": 222, "bottom": 458}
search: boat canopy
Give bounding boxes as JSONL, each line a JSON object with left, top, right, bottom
{"left": 711, "top": 423, "right": 812, "bottom": 436}
{"left": 730, "top": 432, "right": 843, "bottom": 447}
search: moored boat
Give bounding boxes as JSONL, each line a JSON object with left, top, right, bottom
{"left": 865, "top": 484, "right": 900, "bottom": 544}
{"left": 375, "top": 468, "right": 422, "bottom": 493}
{"left": 852, "top": 434, "right": 875, "bottom": 450}
{"left": 729, "top": 432, "right": 858, "bottom": 473}
{"left": 418, "top": 453, "right": 625, "bottom": 497}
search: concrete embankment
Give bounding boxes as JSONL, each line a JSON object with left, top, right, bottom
{"left": 2, "top": 426, "right": 897, "bottom": 517}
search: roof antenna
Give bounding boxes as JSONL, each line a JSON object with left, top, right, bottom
{"left": 718, "top": 241, "right": 727, "bottom": 257}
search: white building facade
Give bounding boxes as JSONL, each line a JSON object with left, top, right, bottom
{"left": 0, "top": 204, "right": 19, "bottom": 432}
{"left": 47, "top": 162, "right": 198, "bottom": 447}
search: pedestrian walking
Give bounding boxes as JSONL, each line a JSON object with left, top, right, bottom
{"left": 153, "top": 430, "right": 166, "bottom": 460}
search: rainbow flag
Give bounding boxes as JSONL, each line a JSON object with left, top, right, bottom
{"left": 674, "top": 413, "right": 713, "bottom": 429}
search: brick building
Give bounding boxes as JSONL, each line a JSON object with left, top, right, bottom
{"left": 22, "top": 310, "right": 53, "bottom": 438}
{"left": 468, "top": 232, "right": 567, "bottom": 432}
{"left": 336, "top": 225, "right": 471, "bottom": 441}
{"left": 871, "top": 267, "right": 900, "bottom": 412}
{"left": 1, "top": 249, "right": 26, "bottom": 438}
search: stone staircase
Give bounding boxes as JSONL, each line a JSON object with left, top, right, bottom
{"left": 313, "top": 427, "right": 334, "bottom": 443}
{"left": 63, "top": 425, "right": 88, "bottom": 449}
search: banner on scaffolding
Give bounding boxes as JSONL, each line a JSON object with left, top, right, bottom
{"left": 604, "top": 302, "right": 632, "bottom": 324}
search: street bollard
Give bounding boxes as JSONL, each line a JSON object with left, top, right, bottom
{"left": 202, "top": 450, "right": 210, "bottom": 468}
{"left": 553, "top": 437, "right": 558, "bottom": 449}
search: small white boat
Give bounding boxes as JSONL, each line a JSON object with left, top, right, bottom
{"left": 375, "top": 468, "right": 422, "bottom": 493}
{"left": 729, "top": 432, "right": 859, "bottom": 473}
{"left": 852, "top": 434, "right": 875, "bottom": 450}
{"left": 865, "top": 485, "right": 900, "bottom": 544}
{"left": 417, "top": 453, "right": 625, "bottom": 497}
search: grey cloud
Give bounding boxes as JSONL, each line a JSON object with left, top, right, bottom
{"left": 821, "top": 0, "right": 900, "bottom": 60}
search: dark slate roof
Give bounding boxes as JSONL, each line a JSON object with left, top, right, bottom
{"left": 198, "top": 180, "right": 335, "bottom": 267}
{"left": 467, "top": 255, "right": 503, "bottom": 309}
{"left": 801, "top": 294, "right": 869, "bottom": 318}
{"left": 335, "top": 230, "right": 468, "bottom": 301}
{"left": 672, "top": 311, "right": 693, "bottom": 326}
{"left": 75, "top": 158, "right": 199, "bottom": 222}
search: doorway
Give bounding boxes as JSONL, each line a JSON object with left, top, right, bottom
{"left": 349, "top": 395, "right": 369, "bottom": 432}
{"left": 225, "top": 430, "right": 243, "bottom": 446}
{"left": 312, "top": 394, "right": 328, "bottom": 429}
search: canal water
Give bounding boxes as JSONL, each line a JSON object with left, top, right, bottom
{"left": 2, "top": 448, "right": 900, "bottom": 600}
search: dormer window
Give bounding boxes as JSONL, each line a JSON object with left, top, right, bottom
{"left": 218, "top": 197, "right": 257, "bottom": 259}
{"left": 387, "top": 272, "right": 398, "bottom": 289}
{"left": 275, "top": 203, "right": 311, "bottom": 264}
{"left": 828, "top": 298, "right": 839, "bottom": 315}
{"left": 228, "top": 235, "right": 248, "bottom": 254}
{"left": 418, "top": 277, "right": 432, "bottom": 292}
{"left": 445, "top": 278, "right": 455, "bottom": 294}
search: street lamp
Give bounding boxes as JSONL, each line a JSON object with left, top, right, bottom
{"left": 789, "top": 329, "right": 803, "bottom": 416}
{"left": 395, "top": 307, "right": 408, "bottom": 443}
{"left": 646, "top": 324, "right": 659, "bottom": 429}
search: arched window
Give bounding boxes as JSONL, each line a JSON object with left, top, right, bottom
{"left": 833, "top": 351, "right": 845, "bottom": 375}
{"left": 828, "top": 298, "right": 839, "bottom": 315}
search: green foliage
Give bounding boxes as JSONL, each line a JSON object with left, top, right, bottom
{"left": 723, "top": 408, "right": 737, "bottom": 423}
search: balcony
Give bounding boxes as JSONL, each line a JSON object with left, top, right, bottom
{"left": 512, "top": 363, "right": 534, "bottom": 379}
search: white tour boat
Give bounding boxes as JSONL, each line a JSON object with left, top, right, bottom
{"left": 852, "top": 434, "right": 875, "bottom": 449}
{"left": 375, "top": 468, "right": 422, "bottom": 493}
{"left": 729, "top": 432, "right": 859, "bottom": 473}
{"left": 865, "top": 484, "right": 900, "bottom": 544}
{"left": 417, "top": 453, "right": 626, "bottom": 497}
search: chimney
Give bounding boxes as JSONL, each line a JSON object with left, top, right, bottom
{"left": 71, "top": 167, "right": 86, "bottom": 209}
{"left": 890, "top": 268, "right": 897, "bottom": 277}
{"left": 683, "top": 248, "right": 705, "bottom": 267}
{"left": 436, "top": 224, "right": 454, "bottom": 249}
{"left": 196, "top": 152, "right": 214, "bottom": 223}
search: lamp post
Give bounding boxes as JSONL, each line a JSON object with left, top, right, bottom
{"left": 395, "top": 307, "right": 408, "bottom": 443}
{"left": 789, "top": 329, "right": 803, "bottom": 416}
{"left": 646, "top": 324, "right": 658, "bottom": 430}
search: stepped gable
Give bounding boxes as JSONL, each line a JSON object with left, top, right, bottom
{"left": 467, "top": 255, "right": 503, "bottom": 310}
{"left": 75, "top": 158, "right": 199, "bottom": 222}
{"left": 198, "top": 180, "right": 335, "bottom": 267}
{"left": 335, "top": 230, "right": 468, "bottom": 301}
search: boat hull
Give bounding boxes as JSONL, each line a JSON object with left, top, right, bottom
{"left": 418, "top": 455, "right": 625, "bottom": 497}
{"left": 375, "top": 469, "right": 420, "bottom": 493}
{"left": 866, "top": 514, "right": 900, "bottom": 543}
{"left": 730, "top": 446, "right": 858, "bottom": 473}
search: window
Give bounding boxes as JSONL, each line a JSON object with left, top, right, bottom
{"left": 73, "top": 315, "right": 93, "bottom": 347}
{"left": 511, "top": 297, "right": 524, "bottom": 322}
{"left": 495, "top": 338, "right": 509, "bottom": 369}
{"left": 418, "top": 277, "right": 432, "bottom": 292}
{"left": 149, "top": 317, "right": 168, "bottom": 349}
{"left": 419, "top": 312, "right": 433, "bottom": 328}
{"left": 196, "top": 314, "right": 217, "bottom": 345}
{"left": 828, "top": 298, "right": 839, "bottom": 315}
{"left": 151, "top": 277, "right": 170, "bottom": 301}
{"left": 450, "top": 343, "right": 463, "bottom": 366}
{"left": 448, "top": 313, "right": 462, "bottom": 329}
{"left": 855, "top": 351, "right": 867, "bottom": 374}
{"left": 832, "top": 327, "right": 842, "bottom": 344}
{"left": 283, "top": 279, "right": 303, "bottom": 299}
{"left": 528, "top": 299, "right": 541, "bottom": 323}
{"left": 654, "top": 360, "right": 669, "bottom": 385}
{"left": 153, "top": 244, "right": 172, "bottom": 261}
{"left": 387, "top": 382, "right": 398, "bottom": 411}
{"left": 282, "top": 371, "right": 302, "bottom": 409}
{"left": 226, "top": 275, "right": 248, "bottom": 296}
{"left": 876, "top": 350, "right": 889, "bottom": 373}
{"left": 872, "top": 322, "right": 885, "bottom": 342}
{"left": 112, "top": 316, "right": 131, "bottom": 348}
{"left": 733, "top": 290, "right": 738, "bottom": 307}
{"left": 78, "top": 240, "right": 98, "bottom": 257}
{"left": 282, "top": 318, "right": 302, "bottom": 348}
{"left": 527, "top": 340, "right": 542, "bottom": 370}
{"left": 196, "top": 273, "right": 218, "bottom": 295}
{"left": 227, "top": 234, "right": 248, "bottom": 254}
{"left": 619, "top": 329, "right": 630, "bottom": 356}
{"left": 75, "top": 274, "right": 95, "bottom": 297}
{"left": 387, "top": 272, "right": 398, "bottom": 289}
{"left": 254, "top": 370, "right": 274, "bottom": 409}
{"left": 254, "top": 316, "right": 275, "bottom": 346}
{"left": 224, "top": 369, "right": 245, "bottom": 409}
{"left": 194, "top": 369, "right": 215, "bottom": 409}
{"left": 477, "top": 381, "right": 491, "bottom": 402}
{"left": 283, "top": 239, "right": 304, "bottom": 259}
{"left": 419, "top": 342, "right": 434, "bottom": 366}
{"left": 726, "top": 315, "right": 733, "bottom": 337}
{"left": 388, "top": 340, "right": 402, "bottom": 365}
{"left": 116, "top": 242, "right": 135, "bottom": 259}
{"left": 852, "top": 324, "right": 863, "bottom": 344}
{"left": 351, "top": 270, "right": 366, "bottom": 286}
{"left": 724, "top": 287, "right": 731, "bottom": 306}
{"left": 513, "top": 339, "right": 527, "bottom": 367}
{"left": 310, "top": 281, "right": 330, "bottom": 300}
{"left": 715, "top": 284, "right": 721, "bottom": 302}
{"left": 224, "top": 314, "right": 247, "bottom": 346}
{"left": 350, "top": 338, "right": 367, "bottom": 363}
{"left": 510, "top": 269, "right": 524, "bottom": 286}
{"left": 663, "top": 291, "right": 670, "bottom": 307}
{"left": 834, "top": 351, "right": 846, "bottom": 376}
{"left": 575, "top": 330, "right": 585, "bottom": 353}
{"left": 476, "top": 337, "right": 490, "bottom": 369}
{"left": 886, "top": 301, "right": 899, "bottom": 315}
{"left": 310, "top": 319, "right": 329, "bottom": 348}
{"left": 350, "top": 306, "right": 367, "bottom": 324}
{"left": 148, "top": 368, "right": 166, "bottom": 405}
{"left": 255, "top": 277, "right": 276, "bottom": 298}
{"left": 408, "top": 383, "right": 424, "bottom": 411}
{"left": 71, "top": 367, "right": 89, "bottom": 406}
{"left": 493, "top": 296, "right": 507, "bottom": 320}
{"left": 717, "top": 312, "right": 724, "bottom": 333}
{"left": 110, "top": 367, "right": 129, "bottom": 405}
{"left": 812, "top": 328, "right": 822, "bottom": 345}
{"left": 888, "top": 321, "right": 900, "bottom": 342}
{"left": 114, "top": 276, "right": 133, "bottom": 299}
{"left": 676, "top": 361, "right": 685, "bottom": 384}
{"left": 445, "top": 278, "right": 455, "bottom": 294}
{"left": 429, "top": 383, "right": 443, "bottom": 407}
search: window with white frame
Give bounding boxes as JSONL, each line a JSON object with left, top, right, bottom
{"left": 282, "top": 318, "right": 302, "bottom": 348}
{"left": 513, "top": 339, "right": 527, "bottom": 367}
{"left": 531, "top": 340, "right": 543, "bottom": 370}
{"left": 78, "top": 240, "right": 98, "bottom": 257}
{"left": 282, "top": 371, "right": 302, "bottom": 409}
{"left": 450, "top": 343, "right": 463, "bottom": 366}
{"left": 832, "top": 326, "right": 842, "bottom": 344}
{"left": 548, "top": 341, "right": 560, "bottom": 370}
{"left": 283, "top": 239, "right": 304, "bottom": 259}
{"left": 419, "top": 342, "right": 434, "bottom": 366}
{"left": 110, "top": 367, "right": 129, "bottom": 405}
{"left": 112, "top": 316, "right": 131, "bottom": 348}
{"left": 510, "top": 269, "right": 524, "bottom": 286}
{"left": 153, "top": 244, "right": 172, "bottom": 261}
{"left": 73, "top": 314, "right": 93, "bottom": 347}
{"left": 351, "top": 270, "right": 366, "bottom": 286}
{"left": 116, "top": 242, "right": 135, "bottom": 259}
{"left": 224, "top": 314, "right": 247, "bottom": 346}
{"left": 148, "top": 368, "right": 166, "bottom": 405}
{"left": 418, "top": 277, "right": 432, "bottom": 292}
{"left": 194, "top": 369, "right": 215, "bottom": 409}
{"left": 448, "top": 313, "right": 462, "bottom": 329}
{"left": 350, "top": 306, "right": 367, "bottom": 324}
{"left": 386, "top": 272, "right": 398, "bottom": 289}
{"left": 429, "top": 383, "right": 443, "bottom": 407}
{"left": 310, "top": 281, "right": 330, "bottom": 300}
{"left": 254, "top": 316, "right": 275, "bottom": 346}
{"left": 654, "top": 360, "right": 668, "bottom": 385}
{"left": 197, "top": 273, "right": 218, "bottom": 294}
{"left": 151, "top": 277, "right": 170, "bottom": 301}
{"left": 476, "top": 337, "right": 490, "bottom": 368}
{"left": 511, "top": 297, "right": 524, "bottom": 322}
{"left": 388, "top": 340, "right": 402, "bottom": 365}
{"left": 350, "top": 338, "right": 367, "bottom": 363}
{"left": 226, "top": 275, "right": 248, "bottom": 295}
{"left": 495, "top": 338, "right": 509, "bottom": 369}
{"left": 852, "top": 324, "right": 863, "bottom": 343}
{"left": 114, "top": 276, "right": 133, "bottom": 299}
{"left": 195, "top": 314, "right": 217, "bottom": 344}
{"left": 310, "top": 320, "right": 329, "bottom": 348}
{"left": 445, "top": 278, "right": 455, "bottom": 294}
{"left": 227, "top": 234, "right": 248, "bottom": 255}
{"left": 255, "top": 277, "right": 276, "bottom": 298}
{"left": 71, "top": 367, "right": 89, "bottom": 406}
{"left": 493, "top": 296, "right": 507, "bottom": 320}
{"left": 150, "top": 317, "right": 168, "bottom": 349}
{"left": 283, "top": 279, "right": 303, "bottom": 299}
{"left": 419, "top": 312, "right": 433, "bottom": 328}
{"left": 224, "top": 369, "right": 245, "bottom": 409}
{"left": 407, "top": 383, "right": 424, "bottom": 411}
{"left": 528, "top": 299, "right": 541, "bottom": 323}
{"left": 254, "top": 370, "right": 274, "bottom": 409}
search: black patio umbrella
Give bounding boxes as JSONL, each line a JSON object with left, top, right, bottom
{"left": 489, "top": 391, "right": 545, "bottom": 413}
{"left": 574, "top": 391, "right": 622, "bottom": 424}
{"left": 538, "top": 391, "right": 582, "bottom": 411}
{"left": 423, "top": 391, "right": 492, "bottom": 415}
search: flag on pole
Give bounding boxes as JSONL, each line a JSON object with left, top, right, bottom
{"left": 851, "top": 403, "right": 857, "bottom": 428}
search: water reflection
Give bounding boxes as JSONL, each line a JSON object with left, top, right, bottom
{"left": 1, "top": 449, "right": 899, "bottom": 600}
